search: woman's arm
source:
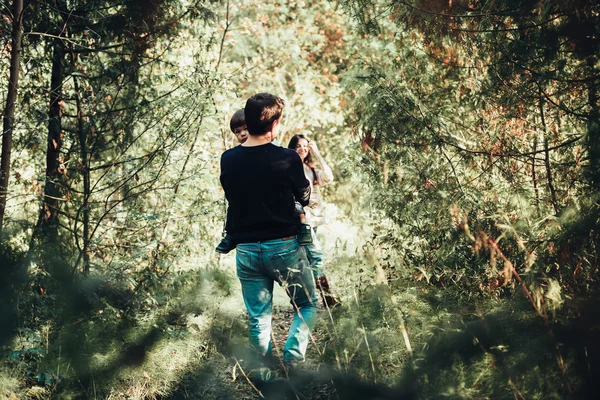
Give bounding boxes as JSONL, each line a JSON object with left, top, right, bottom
{"left": 309, "top": 142, "right": 333, "bottom": 184}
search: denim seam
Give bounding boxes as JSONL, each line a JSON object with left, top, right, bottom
{"left": 236, "top": 237, "right": 298, "bottom": 253}
{"left": 258, "top": 244, "right": 264, "bottom": 274}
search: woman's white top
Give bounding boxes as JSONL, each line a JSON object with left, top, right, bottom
{"left": 303, "top": 162, "right": 333, "bottom": 227}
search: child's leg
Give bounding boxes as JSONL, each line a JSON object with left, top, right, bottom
{"left": 304, "top": 244, "right": 324, "bottom": 278}
{"left": 303, "top": 229, "right": 339, "bottom": 307}
{"left": 303, "top": 229, "right": 324, "bottom": 278}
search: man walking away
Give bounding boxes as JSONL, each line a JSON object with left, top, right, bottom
{"left": 219, "top": 93, "right": 317, "bottom": 378}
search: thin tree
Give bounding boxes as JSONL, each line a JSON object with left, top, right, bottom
{"left": 0, "top": 0, "right": 24, "bottom": 233}
{"left": 32, "top": 0, "right": 69, "bottom": 243}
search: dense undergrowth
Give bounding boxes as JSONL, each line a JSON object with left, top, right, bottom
{"left": 1, "top": 211, "right": 599, "bottom": 399}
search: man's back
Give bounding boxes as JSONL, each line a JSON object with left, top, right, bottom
{"left": 220, "top": 142, "right": 310, "bottom": 243}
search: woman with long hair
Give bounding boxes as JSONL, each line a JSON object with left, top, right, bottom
{"left": 287, "top": 134, "right": 333, "bottom": 228}
{"left": 288, "top": 134, "right": 337, "bottom": 306}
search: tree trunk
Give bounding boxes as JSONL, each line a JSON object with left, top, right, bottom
{"left": 0, "top": 0, "right": 24, "bottom": 233}
{"left": 33, "top": 0, "right": 68, "bottom": 242}
{"left": 539, "top": 96, "right": 560, "bottom": 215}
{"left": 531, "top": 135, "right": 540, "bottom": 214}
{"left": 73, "top": 73, "right": 91, "bottom": 274}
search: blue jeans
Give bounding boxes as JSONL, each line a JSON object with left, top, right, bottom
{"left": 236, "top": 237, "right": 318, "bottom": 362}
{"left": 303, "top": 227, "right": 325, "bottom": 278}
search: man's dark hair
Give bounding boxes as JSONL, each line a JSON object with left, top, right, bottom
{"left": 229, "top": 109, "right": 246, "bottom": 133}
{"left": 244, "top": 93, "right": 285, "bottom": 136}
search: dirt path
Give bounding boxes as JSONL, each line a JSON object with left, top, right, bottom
{"left": 221, "top": 305, "right": 338, "bottom": 400}
{"left": 191, "top": 214, "right": 363, "bottom": 399}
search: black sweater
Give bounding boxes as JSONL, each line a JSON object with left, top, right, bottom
{"left": 220, "top": 143, "right": 311, "bottom": 243}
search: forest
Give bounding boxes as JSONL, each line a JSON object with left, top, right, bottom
{"left": 0, "top": 0, "right": 598, "bottom": 398}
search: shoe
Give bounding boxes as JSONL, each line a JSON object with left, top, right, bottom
{"left": 216, "top": 234, "right": 236, "bottom": 254}
{"left": 247, "top": 367, "right": 280, "bottom": 383}
{"left": 316, "top": 276, "right": 339, "bottom": 308}
{"left": 298, "top": 223, "right": 313, "bottom": 246}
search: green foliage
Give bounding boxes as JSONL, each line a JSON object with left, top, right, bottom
{"left": 0, "top": 242, "right": 237, "bottom": 397}
{"left": 1, "top": 0, "right": 599, "bottom": 398}
{"left": 317, "top": 279, "right": 592, "bottom": 399}
{"left": 1, "top": 1, "right": 236, "bottom": 395}
{"left": 216, "top": 0, "right": 352, "bottom": 149}
{"left": 336, "top": 0, "right": 599, "bottom": 299}
{"left": 0, "top": 244, "right": 28, "bottom": 349}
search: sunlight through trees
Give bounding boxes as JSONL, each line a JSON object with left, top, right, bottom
{"left": 0, "top": 0, "right": 598, "bottom": 398}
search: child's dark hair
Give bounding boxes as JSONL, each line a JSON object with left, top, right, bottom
{"left": 229, "top": 108, "right": 246, "bottom": 133}
{"left": 244, "top": 93, "right": 285, "bottom": 136}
